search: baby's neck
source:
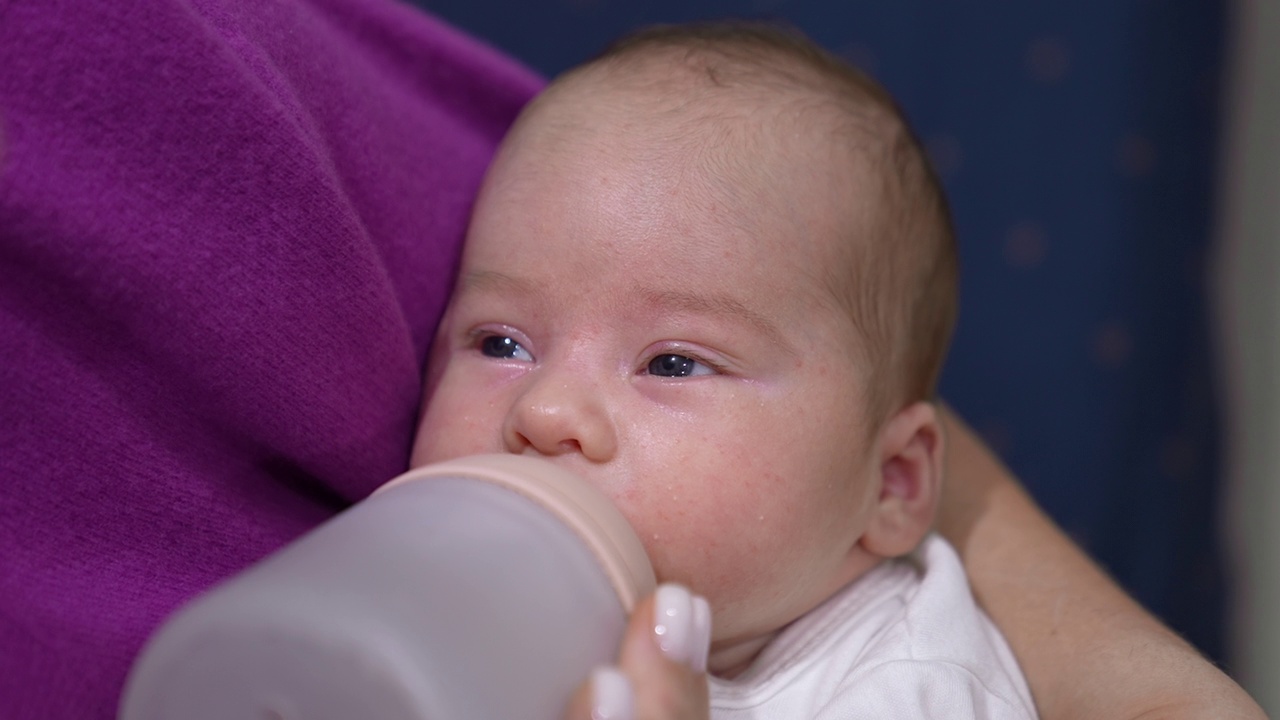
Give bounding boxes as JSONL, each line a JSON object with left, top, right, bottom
{"left": 708, "top": 630, "right": 779, "bottom": 679}
{"left": 708, "top": 557, "right": 889, "bottom": 679}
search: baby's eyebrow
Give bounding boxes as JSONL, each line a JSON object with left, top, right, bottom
{"left": 460, "top": 270, "right": 796, "bottom": 355}
{"left": 460, "top": 269, "right": 537, "bottom": 295}
{"left": 638, "top": 288, "right": 796, "bottom": 356}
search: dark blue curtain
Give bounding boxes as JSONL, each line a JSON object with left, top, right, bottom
{"left": 417, "top": 0, "right": 1229, "bottom": 664}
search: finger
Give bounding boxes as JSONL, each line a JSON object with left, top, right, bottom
{"left": 563, "top": 666, "right": 635, "bottom": 720}
{"left": 618, "top": 584, "right": 712, "bottom": 719}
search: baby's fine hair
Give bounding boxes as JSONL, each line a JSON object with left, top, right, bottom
{"left": 568, "top": 21, "right": 959, "bottom": 427}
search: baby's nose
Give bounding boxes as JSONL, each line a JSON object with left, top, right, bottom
{"left": 502, "top": 374, "right": 617, "bottom": 463}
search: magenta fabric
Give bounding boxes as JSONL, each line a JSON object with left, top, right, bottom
{"left": 0, "top": 1, "right": 542, "bottom": 716}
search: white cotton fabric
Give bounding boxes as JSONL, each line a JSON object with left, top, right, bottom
{"left": 710, "top": 535, "right": 1037, "bottom": 719}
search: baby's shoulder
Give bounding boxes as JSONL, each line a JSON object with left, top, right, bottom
{"left": 824, "top": 535, "right": 1038, "bottom": 718}
{"left": 711, "top": 535, "right": 1038, "bottom": 718}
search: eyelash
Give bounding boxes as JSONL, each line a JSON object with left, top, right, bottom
{"left": 468, "top": 329, "right": 727, "bottom": 377}
{"left": 641, "top": 349, "right": 723, "bottom": 378}
{"left": 469, "top": 328, "right": 534, "bottom": 362}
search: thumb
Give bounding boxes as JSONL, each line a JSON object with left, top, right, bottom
{"left": 563, "top": 584, "right": 712, "bottom": 720}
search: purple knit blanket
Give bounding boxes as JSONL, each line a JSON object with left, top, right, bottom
{"left": 0, "top": 1, "right": 541, "bottom": 716}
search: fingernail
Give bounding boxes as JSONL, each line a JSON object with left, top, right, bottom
{"left": 590, "top": 666, "right": 633, "bottom": 720}
{"left": 691, "top": 594, "right": 712, "bottom": 673}
{"left": 654, "top": 583, "right": 697, "bottom": 668}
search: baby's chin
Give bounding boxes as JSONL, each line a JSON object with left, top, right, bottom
{"left": 650, "top": 575, "right": 771, "bottom": 667}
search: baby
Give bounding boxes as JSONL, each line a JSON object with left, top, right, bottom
{"left": 411, "top": 21, "right": 1036, "bottom": 718}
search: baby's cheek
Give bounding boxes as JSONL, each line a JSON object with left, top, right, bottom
{"left": 617, "top": 466, "right": 796, "bottom": 611}
{"left": 413, "top": 389, "right": 501, "bottom": 464}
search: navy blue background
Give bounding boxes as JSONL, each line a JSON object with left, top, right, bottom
{"left": 417, "top": 0, "right": 1230, "bottom": 664}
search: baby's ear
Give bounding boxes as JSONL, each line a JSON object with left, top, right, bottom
{"left": 860, "top": 401, "right": 943, "bottom": 558}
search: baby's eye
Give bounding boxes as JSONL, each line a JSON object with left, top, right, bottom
{"left": 647, "top": 353, "right": 715, "bottom": 378}
{"left": 480, "top": 335, "right": 534, "bottom": 362}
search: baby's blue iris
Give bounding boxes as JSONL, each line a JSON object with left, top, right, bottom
{"left": 649, "top": 354, "right": 699, "bottom": 377}
{"left": 481, "top": 335, "right": 528, "bottom": 360}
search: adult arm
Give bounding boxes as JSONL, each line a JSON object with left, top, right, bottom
{"left": 936, "top": 407, "right": 1265, "bottom": 720}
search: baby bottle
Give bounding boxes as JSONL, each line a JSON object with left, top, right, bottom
{"left": 119, "top": 454, "right": 655, "bottom": 720}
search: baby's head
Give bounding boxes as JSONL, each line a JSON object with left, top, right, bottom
{"left": 412, "top": 22, "right": 957, "bottom": 676}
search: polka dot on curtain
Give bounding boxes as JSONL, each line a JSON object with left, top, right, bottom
{"left": 1004, "top": 222, "right": 1049, "bottom": 269}
{"left": 926, "top": 134, "right": 964, "bottom": 179}
{"left": 837, "top": 42, "right": 879, "bottom": 75}
{"left": 1118, "top": 134, "right": 1158, "bottom": 177}
{"left": 1092, "top": 321, "right": 1134, "bottom": 369}
{"left": 1026, "top": 37, "right": 1071, "bottom": 83}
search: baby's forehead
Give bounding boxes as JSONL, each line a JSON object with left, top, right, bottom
{"left": 534, "top": 47, "right": 900, "bottom": 172}
{"left": 500, "top": 45, "right": 906, "bottom": 265}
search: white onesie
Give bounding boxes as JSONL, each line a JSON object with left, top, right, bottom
{"left": 710, "top": 535, "right": 1037, "bottom": 719}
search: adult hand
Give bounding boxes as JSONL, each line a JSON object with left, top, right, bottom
{"left": 564, "top": 584, "right": 712, "bottom": 720}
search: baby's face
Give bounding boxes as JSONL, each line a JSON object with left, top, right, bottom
{"left": 413, "top": 78, "right": 884, "bottom": 674}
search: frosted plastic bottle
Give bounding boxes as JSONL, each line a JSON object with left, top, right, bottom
{"left": 119, "top": 454, "right": 655, "bottom": 720}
